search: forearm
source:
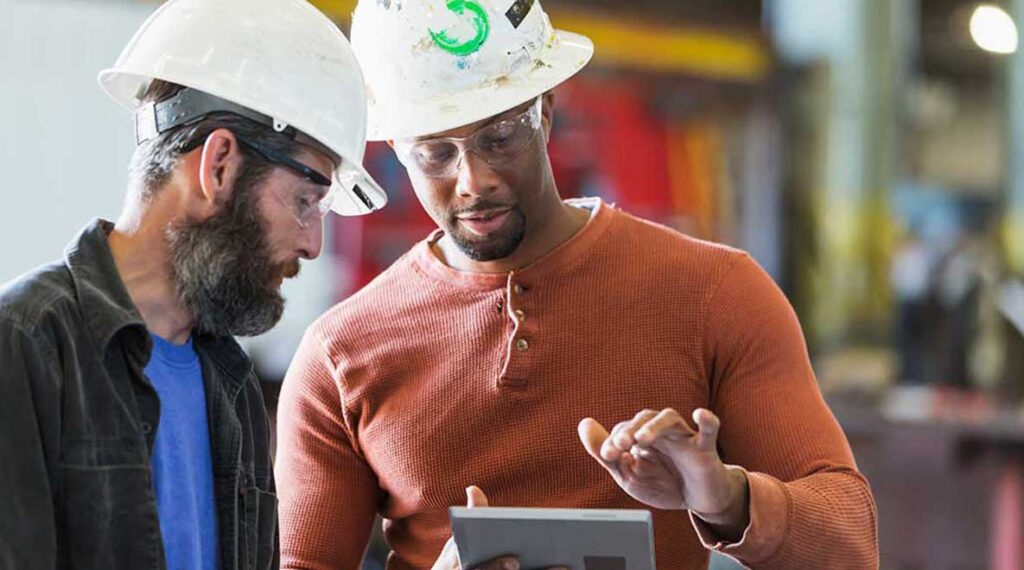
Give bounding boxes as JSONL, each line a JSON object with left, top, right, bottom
{"left": 692, "top": 468, "right": 878, "bottom": 569}
{"left": 762, "top": 470, "right": 877, "bottom": 569}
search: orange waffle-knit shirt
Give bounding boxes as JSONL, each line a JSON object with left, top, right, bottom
{"left": 276, "top": 198, "right": 878, "bottom": 569}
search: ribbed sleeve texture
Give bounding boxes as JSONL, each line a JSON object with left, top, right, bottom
{"left": 276, "top": 199, "right": 879, "bottom": 570}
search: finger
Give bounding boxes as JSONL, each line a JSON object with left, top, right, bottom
{"left": 579, "top": 418, "right": 623, "bottom": 467}
{"left": 692, "top": 408, "right": 721, "bottom": 452}
{"left": 471, "top": 556, "right": 520, "bottom": 570}
{"left": 634, "top": 408, "right": 692, "bottom": 446}
{"left": 601, "top": 422, "right": 629, "bottom": 462}
{"left": 610, "top": 410, "right": 660, "bottom": 452}
{"left": 629, "top": 445, "right": 661, "bottom": 473}
{"left": 618, "top": 451, "right": 636, "bottom": 481}
{"left": 635, "top": 442, "right": 681, "bottom": 476}
{"left": 466, "top": 486, "right": 489, "bottom": 508}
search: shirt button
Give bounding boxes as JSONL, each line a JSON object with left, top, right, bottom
{"left": 513, "top": 284, "right": 525, "bottom": 295}
{"left": 515, "top": 338, "right": 530, "bottom": 352}
{"left": 514, "top": 309, "right": 526, "bottom": 320}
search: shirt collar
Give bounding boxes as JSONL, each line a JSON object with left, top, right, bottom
{"left": 62, "top": 219, "right": 254, "bottom": 383}
{"left": 64, "top": 219, "right": 147, "bottom": 352}
{"left": 411, "top": 197, "right": 612, "bottom": 290}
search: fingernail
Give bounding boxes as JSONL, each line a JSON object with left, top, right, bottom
{"left": 503, "top": 559, "right": 520, "bottom": 570}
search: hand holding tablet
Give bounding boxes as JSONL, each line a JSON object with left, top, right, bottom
{"left": 431, "top": 407, "right": 750, "bottom": 569}
{"left": 433, "top": 487, "right": 655, "bottom": 570}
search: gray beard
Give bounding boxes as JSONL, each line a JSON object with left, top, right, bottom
{"left": 166, "top": 183, "right": 289, "bottom": 338}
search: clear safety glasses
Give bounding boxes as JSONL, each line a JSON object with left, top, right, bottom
{"left": 393, "top": 97, "right": 543, "bottom": 179}
{"left": 235, "top": 134, "right": 338, "bottom": 229}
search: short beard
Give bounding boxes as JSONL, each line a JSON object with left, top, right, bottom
{"left": 446, "top": 203, "right": 526, "bottom": 262}
{"left": 166, "top": 180, "right": 294, "bottom": 338}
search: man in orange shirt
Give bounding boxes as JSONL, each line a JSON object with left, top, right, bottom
{"left": 275, "top": 1, "right": 879, "bottom": 569}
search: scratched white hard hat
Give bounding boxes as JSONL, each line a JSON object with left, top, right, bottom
{"left": 100, "top": 0, "right": 387, "bottom": 215}
{"left": 350, "top": 0, "right": 594, "bottom": 141}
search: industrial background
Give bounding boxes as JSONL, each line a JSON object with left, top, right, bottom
{"left": 2, "top": 0, "right": 1023, "bottom": 568}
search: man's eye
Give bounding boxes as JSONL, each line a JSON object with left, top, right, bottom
{"left": 417, "top": 144, "right": 456, "bottom": 163}
{"left": 488, "top": 120, "right": 517, "bottom": 138}
{"left": 481, "top": 135, "right": 514, "bottom": 152}
{"left": 296, "top": 194, "right": 316, "bottom": 212}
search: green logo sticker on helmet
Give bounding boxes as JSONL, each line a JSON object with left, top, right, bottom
{"left": 429, "top": 0, "right": 491, "bottom": 57}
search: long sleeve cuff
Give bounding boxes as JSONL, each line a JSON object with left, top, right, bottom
{"left": 689, "top": 467, "right": 790, "bottom": 566}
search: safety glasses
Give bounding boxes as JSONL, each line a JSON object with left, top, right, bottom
{"left": 393, "top": 97, "right": 543, "bottom": 179}
{"left": 235, "top": 134, "right": 337, "bottom": 228}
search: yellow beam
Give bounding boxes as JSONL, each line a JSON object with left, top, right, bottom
{"left": 548, "top": 9, "right": 771, "bottom": 80}
{"left": 310, "top": 1, "right": 772, "bottom": 81}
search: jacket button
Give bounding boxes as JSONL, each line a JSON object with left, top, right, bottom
{"left": 140, "top": 422, "right": 153, "bottom": 435}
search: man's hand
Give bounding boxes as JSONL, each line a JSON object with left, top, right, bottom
{"left": 578, "top": 408, "right": 750, "bottom": 541}
{"left": 431, "top": 486, "right": 567, "bottom": 570}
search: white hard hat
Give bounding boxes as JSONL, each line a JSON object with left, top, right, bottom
{"left": 351, "top": 0, "right": 594, "bottom": 141}
{"left": 99, "top": 0, "right": 387, "bottom": 216}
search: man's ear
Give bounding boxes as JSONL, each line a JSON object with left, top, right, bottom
{"left": 197, "top": 128, "right": 245, "bottom": 207}
{"left": 541, "top": 90, "right": 555, "bottom": 141}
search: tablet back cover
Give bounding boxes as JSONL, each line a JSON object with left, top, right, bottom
{"left": 449, "top": 507, "right": 656, "bottom": 570}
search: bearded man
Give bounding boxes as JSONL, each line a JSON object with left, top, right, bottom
{"left": 0, "top": 0, "right": 385, "bottom": 568}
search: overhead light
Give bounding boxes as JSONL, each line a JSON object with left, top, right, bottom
{"left": 970, "top": 4, "right": 1018, "bottom": 54}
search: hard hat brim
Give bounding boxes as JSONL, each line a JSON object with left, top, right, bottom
{"left": 331, "top": 161, "right": 389, "bottom": 216}
{"left": 366, "top": 30, "right": 594, "bottom": 142}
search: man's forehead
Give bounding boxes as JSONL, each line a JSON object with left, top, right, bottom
{"left": 294, "top": 133, "right": 341, "bottom": 170}
{"left": 295, "top": 144, "right": 339, "bottom": 180}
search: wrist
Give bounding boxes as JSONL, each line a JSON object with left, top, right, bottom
{"left": 693, "top": 467, "right": 750, "bottom": 542}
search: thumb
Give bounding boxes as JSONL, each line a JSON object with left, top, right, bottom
{"left": 577, "top": 418, "right": 609, "bottom": 461}
{"left": 466, "top": 485, "right": 489, "bottom": 508}
{"left": 692, "top": 408, "right": 721, "bottom": 453}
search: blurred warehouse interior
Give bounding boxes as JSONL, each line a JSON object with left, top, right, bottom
{"left": 1, "top": 0, "right": 1023, "bottom": 568}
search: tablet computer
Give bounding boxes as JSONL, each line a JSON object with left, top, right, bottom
{"left": 449, "top": 507, "right": 656, "bottom": 570}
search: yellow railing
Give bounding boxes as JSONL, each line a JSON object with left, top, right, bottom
{"left": 310, "top": 0, "right": 772, "bottom": 81}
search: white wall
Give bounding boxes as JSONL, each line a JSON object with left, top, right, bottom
{"left": 0, "top": 0, "right": 146, "bottom": 282}
{"left": 0, "top": 0, "right": 340, "bottom": 378}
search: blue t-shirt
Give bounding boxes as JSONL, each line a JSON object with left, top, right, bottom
{"left": 146, "top": 333, "right": 219, "bottom": 570}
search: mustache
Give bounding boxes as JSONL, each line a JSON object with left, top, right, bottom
{"left": 280, "top": 259, "right": 301, "bottom": 280}
{"left": 453, "top": 200, "right": 517, "bottom": 217}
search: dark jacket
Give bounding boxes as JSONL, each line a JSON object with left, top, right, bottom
{"left": 0, "top": 220, "right": 277, "bottom": 570}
